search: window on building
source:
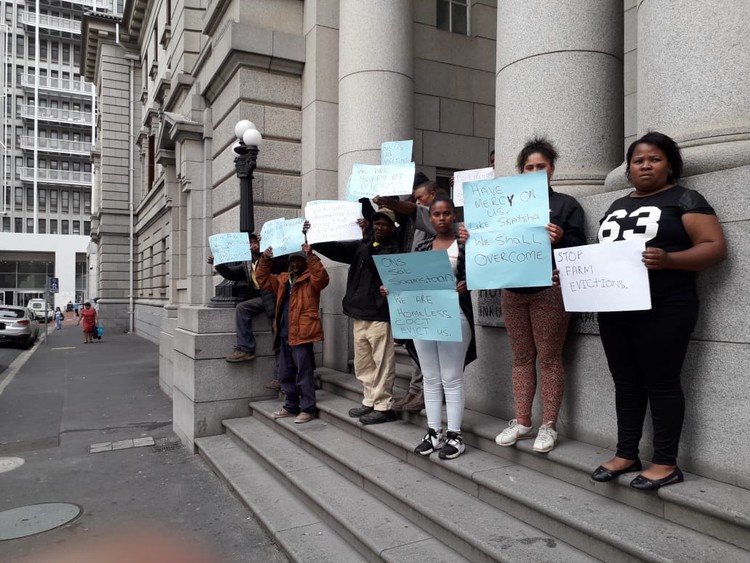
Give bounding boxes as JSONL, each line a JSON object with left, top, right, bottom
{"left": 72, "top": 220, "right": 80, "bottom": 235}
{"left": 61, "top": 190, "right": 69, "bottom": 212}
{"left": 50, "top": 189, "right": 58, "bottom": 212}
{"left": 50, "top": 219, "right": 58, "bottom": 234}
{"left": 16, "top": 34, "right": 23, "bottom": 56}
{"left": 61, "top": 161, "right": 69, "bottom": 171}
{"left": 63, "top": 43, "right": 70, "bottom": 65}
{"left": 74, "top": 44, "right": 81, "bottom": 66}
{"left": 83, "top": 221, "right": 90, "bottom": 235}
{"left": 5, "top": 4, "right": 12, "bottom": 23}
{"left": 2, "top": 217, "right": 9, "bottom": 232}
{"left": 15, "top": 218, "right": 22, "bottom": 232}
{"left": 72, "top": 191, "right": 80, "bottom": 213}
{"left": 437, "top": 0, "right": 469, "bottom": 35}
{"left": 26, "top": 218, "right": 33, "bottom": 233}
{"left": 15, "top": 187, "right": 22, "bottom": 211}
{"left": 28, "top": 36, "right": 34, "bottom": 58}
{"left": 51, "top": 41, "right": 59, "bottom": 63}
{"left": 26, "top": 188, "right": 33, "bottom": 211}
{"left": 148, "top": 134, "right": 155, "bottom": 189}
{"left": 72, "top": 161, "right": 80, "bottom": 171}
{"left": 38, "top": 219, "right": 46, "bottom": 234}
{"left": 84, "top": 192, "right": 91, "bottom": 214}
{"left": 39, "top": 189, "right": 46, "bottom": 212}
{"left": 40, "top": 39, "right": 47, "bottom": 61}
{"left": 61, "top": 220, "right": 69, "bottom": 234}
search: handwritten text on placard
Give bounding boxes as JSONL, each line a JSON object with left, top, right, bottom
{"left": 347, "top": 162, "right": 416, "bottom": 200}
{"left": 463, "top": 171, "right": 551, "bottom": 289}
{"left": 452, "top": 167, "right": 494, "bottom": 207}
{"left": 259, "top": 217, "right": 306, "bottom": 257}
{"left": 208, "top": 233, "right": 252, "bottom": 265}
{"left": 381, "top": 140, "right": 413, "bottom": 166}
{"left": 304, "top": 200, "right": 363, "bottom": 244}
{"left": 373, "top": 251, "right": 461, "bottom": 341}
{"left": 555, "top": 240, "right": 651, "bottom": 312}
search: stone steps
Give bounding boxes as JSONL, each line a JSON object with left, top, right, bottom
{"left": 198, "top": 364, "right": 750, "bottom": 561}
{"left": 317, "top": 368, "right": 750, "bottom": 556}
{"left": 196, "top": 433, "right": 368, "bottom": 563}
{"left": 230, "top": 409, "right": 597, "bottom": 562}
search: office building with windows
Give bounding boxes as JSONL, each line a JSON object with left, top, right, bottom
{"left": 0, "top": 0, "right": 119, "bottom": 308}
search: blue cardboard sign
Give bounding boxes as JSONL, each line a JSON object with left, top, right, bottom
{"left": 372, "top": 250, "right": 456, "bottom": 291}
{"left": 381, "top": 140, "right": 413, "bottom": 166}
{"left": 373, "top": 250, "right": 462, "bottom": 341}
{"left": 388, "top": 290, "right": 461, "bottom": 342}
{"left": 463, "top": 171, "right": 552, "bottom": 289}
{"left": 347, "top": 162, "right": 415, "bottom": 200}
{"left": 49, "top": 277, "right": 59, "bottom": 293}
{"left": 208, "top": 232, "right": 252, "bottom": 265}
{"left": 259, "top": 217, "right": 306, "bottom": 257}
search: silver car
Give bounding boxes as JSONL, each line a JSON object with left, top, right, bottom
{"left": 0, "top": 306, "right": 40, "bottom": 348}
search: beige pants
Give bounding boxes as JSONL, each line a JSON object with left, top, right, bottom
{"left": 353, "top": 319, "right": 396, "bottom": 411}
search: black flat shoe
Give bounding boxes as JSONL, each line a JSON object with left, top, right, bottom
{"left": 630, "top": 468, "right": 684, "bottom": 490}
{"left": 591, "top": 459, "right": 642, "bottom": 482}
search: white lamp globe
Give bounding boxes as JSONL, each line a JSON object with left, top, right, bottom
{"left": 234, "top": 120, "right": 255, "bottom": 141}
{"left": 243, "top": 127, "right": 263, "bottom": 147}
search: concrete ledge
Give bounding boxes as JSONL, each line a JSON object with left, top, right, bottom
{"left": 174, "top": 327, "right": 275, "bottom": 360}
{"left": 172, "top": 387, "right": 252, "bottom": 451}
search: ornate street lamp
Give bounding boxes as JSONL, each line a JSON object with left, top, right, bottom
{"left": 209, "top": 120, "right": 263, "bottom": 307}
{"left": 233, "top": 120, "right": 263, "bottom": 233}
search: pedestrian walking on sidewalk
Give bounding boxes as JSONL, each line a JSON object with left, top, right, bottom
{"left": 54, "top": 307, "right": 64, "bottom": 330}
{"left": 257, "top": 243, "right": 329, "bottom": 424}
{"left": 77, "top": 302, "right": 98, "bottom": 344}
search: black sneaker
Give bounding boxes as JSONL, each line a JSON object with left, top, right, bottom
{"left": 359, "top": 409, "right": 397, "bottom": 425}
{"left": 348, "top": 405, "right": 374, "bottom": 418}
{"left": 438, "top": 431, "right": 465, "bottom": 460}
{"left": 414, "top": 428, "right": 445, "bottom": 456}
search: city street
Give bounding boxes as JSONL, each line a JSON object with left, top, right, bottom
{"left": 0, "top": 323, "right": 286, "bottom": 562}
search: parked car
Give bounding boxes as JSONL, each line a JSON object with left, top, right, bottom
{"left": 0, "top": 306, "right": 40, "bottom": 348}
{"left": 27, "top": 299, "right": 53, "bottom": 322}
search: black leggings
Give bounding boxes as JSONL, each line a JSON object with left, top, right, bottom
{"left": 598, "top": 301, "right": 698, "bottom": 466}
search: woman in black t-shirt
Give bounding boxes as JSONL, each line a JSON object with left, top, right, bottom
{"left": 591, "top": 132, "right": 727, "bottom": 490}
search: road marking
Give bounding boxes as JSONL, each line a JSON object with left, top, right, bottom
{"left": 0, "top": 335, "right": 45, "bottom": 397}
{"left": 89, "top": 436, "right": 155, "bottom": 454}
{"left": 0, "top": 457, "right": 24, "bottom": 473}
{"left": 51, "top": 347, "right": 76, "bottom": 350}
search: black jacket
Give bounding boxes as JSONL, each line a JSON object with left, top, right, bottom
{"left": 215, "top": 256, "right": 288, "bottom": 317}
{"left": 313, "top": 236, "right": 400, "bottom": 322}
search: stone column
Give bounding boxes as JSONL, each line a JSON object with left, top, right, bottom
{"left": 337, "top": 0, "right": 414, "bottom": 198}
{"left": 636, "top": 0, "right": 750, "bottom": 171}
{"left": 495, "top": 0, "right": 623, "bottom": 196}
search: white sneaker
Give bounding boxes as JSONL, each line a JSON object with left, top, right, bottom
{"left": 533, "top": 422, "right": 558, "bottom": 453}
{"left": 495, "top": 419, "right": 533, "bottom": 446}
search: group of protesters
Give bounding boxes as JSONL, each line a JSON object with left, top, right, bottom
{"left": 211, "top": 130, "right": 727, "bottom": 490}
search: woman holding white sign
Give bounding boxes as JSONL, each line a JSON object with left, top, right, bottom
{"left": 408, "top": 195, "right": 476, "bottom": 459}
{"left": 593, "top": 131, "right": 727, "bottom": 489}
{"left": 462, "top": 138, "right": 586, "bottom": 454}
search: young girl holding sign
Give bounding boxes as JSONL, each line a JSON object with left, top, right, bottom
{"left": 409, "top": 196, "right": 476, "bottom": 459}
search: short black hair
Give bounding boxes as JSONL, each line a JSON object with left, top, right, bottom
{"left": 413, "top": 180, "right": 438, "bottom": 194}
{"left": 516, "top": 137, "right": 558, "bottom": 173}
{"left": 429, "top": 194, "right": 456, "bottom": 213}
{"left": 625, "top": 131, "right": 683, "bottom": 183}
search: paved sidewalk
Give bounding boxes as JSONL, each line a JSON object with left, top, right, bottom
{"left": 0, "top": 325, "right": 287, "bottom": 562}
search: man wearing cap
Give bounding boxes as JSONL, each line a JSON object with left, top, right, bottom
{"left": 309, "top": 209, "right": 400, "bottom": 425}
{"left": 208, "top": 233, "right": 278, "bottom": 363}
{"left": 257, "top": 243, "right": 329, "bottom": 423}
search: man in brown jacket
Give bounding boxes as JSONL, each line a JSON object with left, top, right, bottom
{"left": 256, "top": 243, "right": 329, "bottom": 424}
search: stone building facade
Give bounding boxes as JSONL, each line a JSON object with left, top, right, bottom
{"left": 81, "top": 0, "right": 750, "bottom": 488}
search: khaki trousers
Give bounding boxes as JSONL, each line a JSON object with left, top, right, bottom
{"left": 352, "top": 319, "right": 396, "bottom": 411}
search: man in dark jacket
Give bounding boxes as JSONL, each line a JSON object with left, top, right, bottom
{"left": 310, "top": 209, "right": 400, "bottom": 425}
{"left": 208, "top": 233, "right": 279, "bottom": 362}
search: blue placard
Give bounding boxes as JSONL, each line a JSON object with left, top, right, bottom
{"left": 372, "top": 250, "right": 456, "bottom": 291}
{"left": 346, "top": 162, "right": 415, "bottom": 201}
{"left": 381, "top": 140, "right": 413, "bottom": 166}
{"left": 388, "top": 289, "right": 461, "bottom": 342}
{"left": 49, "top": 277, "right": 59, "bottom": 293}
{"left": 463, "top": 171, "right": 552, "bottom": 289}
{"left": 259, "top": 217, "right": 306, "bottom": 257}
{"left": 208, "top": 233, "right": 252, "bottom": 265}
